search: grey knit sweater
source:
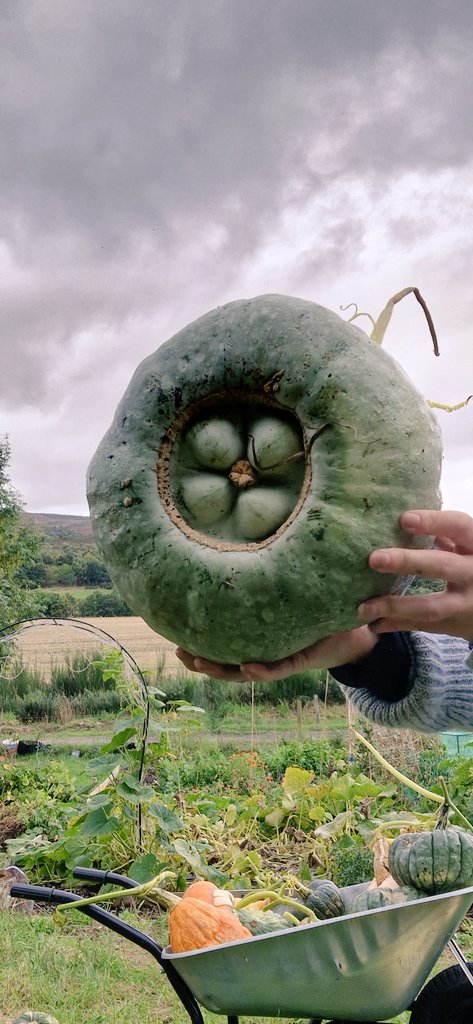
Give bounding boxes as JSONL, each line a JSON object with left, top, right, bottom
{"left": 331, "top": 633, "right": 473, "bottom": 733}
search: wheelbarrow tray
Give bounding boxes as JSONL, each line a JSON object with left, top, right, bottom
{"left": 162, "top": 885, "right": 473, "bottom": 1021}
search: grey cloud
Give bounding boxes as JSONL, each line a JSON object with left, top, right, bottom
{"left": 3, "top": 1, "right": 473, "bottom": 257}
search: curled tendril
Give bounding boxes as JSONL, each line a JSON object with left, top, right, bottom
{"left": 340, "top": 303, "right": 376, "bottom": 330}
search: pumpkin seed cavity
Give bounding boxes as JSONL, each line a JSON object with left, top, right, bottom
{"left": 158, "top": 395, "right": 310, "bottom": 548}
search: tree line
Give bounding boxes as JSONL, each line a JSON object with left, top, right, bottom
{"left": 0, "top": 435, "right": 131, "bottom": 630}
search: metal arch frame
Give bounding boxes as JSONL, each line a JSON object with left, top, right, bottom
{"left": 0, "top": 616, "right": 152, "bottom": 846}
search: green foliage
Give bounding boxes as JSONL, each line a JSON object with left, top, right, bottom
{"left": 406, "top": 576, "right": 447, "bottom": 595}
{"left": 5, "top": 737, "right": 473, "bottom": 895}
{"left": 0, "top": 650, "right": 124, "bottom": 720}
{"left": 3, "top": 658, "right": 471, "bottom": 898}
{"left": 78, "top": 589, "right": 132, "bottom": 616}
{"left": 68, "top": 690, "right": 123, "bottom": 716}
{"left": 0, "top": 662, "right": 45, "bottom": 709}
{"left": 0, "top": 759, "right": 78, "bottom": 803}
{"left": 0, "top": 436, "right": 40, "bottom": 628}
{"left": 15, "top": 692, "right": 58, "bottom": 723}
{"left": 50, "top": 652, "right": 116, "bottom": 696}
{"left": 31, "top": 589, "right": 77, "bottom": 618}
{"left": 166, "top": 670, "right": 343, "bottom": 710}
{"left": 328, "top": 835, "right": 375, "bottom": 886}
{"left": 263, "top": 738, "right": 343, "bottom": 780}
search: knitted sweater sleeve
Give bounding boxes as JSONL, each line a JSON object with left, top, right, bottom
{"left": 331, "top": 632, "right": 473, "bottom": 733}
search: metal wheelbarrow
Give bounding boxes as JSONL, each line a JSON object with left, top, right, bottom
{"left": 11, "top": 870, "right": 473, "bottom": 1024}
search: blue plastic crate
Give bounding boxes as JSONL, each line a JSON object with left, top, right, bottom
{"left": 440, "top": 731, "right": 473, "bottom": 757}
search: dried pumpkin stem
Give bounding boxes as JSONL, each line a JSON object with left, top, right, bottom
{"left": 343, "top": 288, "right": 472, "bottom": 413}
{"left": 428, "top": 396, "right": 472, "bottom": 412}
{"left": 370, "top": 286, "right": 439, "bottom": 355}
{"left": 352, "top": 729, "right": 444, "bottom": 803}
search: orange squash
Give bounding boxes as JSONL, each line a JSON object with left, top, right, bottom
{"left": 181, "top": 880, "right": 235, "bottom": 910}
{"left": 169, "top": 896, "right": 252, "bottom": 952}
{"left": 182, "top": 880, "right": 216, "bottom": 902}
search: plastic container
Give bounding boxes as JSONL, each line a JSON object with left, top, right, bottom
{"left": 440, "top": 731, "right": 473, "bottom": 757}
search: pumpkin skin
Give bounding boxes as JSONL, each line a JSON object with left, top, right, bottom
{"left": 12, "top": 1015, "right": 59, "bottom": 1024}
{"left": 302, "top": 878, "right": 345, "bottom": 919}
{"left": 169, "top": 895, "right": 252, "bottom": 952}
{"left": 349, "top": 886, "right": 420, "bottom": 913}
{"left": 237, "top": 906, "right": 292, "bottom": 934}
{"left": 388, "top": 829, "right": 473, "bottom": 895}
{"left": 87, "top": 294, "right": 442, "bottom": 663}
{"left": 181, "top": 879, "right": 235, "bottom": 909}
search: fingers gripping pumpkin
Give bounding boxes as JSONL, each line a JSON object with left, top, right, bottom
{"left": 87, "top": 294, "right": 442, "bottom": 663}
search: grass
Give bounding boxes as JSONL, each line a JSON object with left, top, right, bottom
{"left": 0, "top": 702, "right": 471, "bottom": 1024}
{"left": 0, "top": 909, "right": 450, "bottom": 1024}
{"left": 0, "top": 701, "right": 349, "bottom": 747}
{"left": 40, "top": 587, "right": 109, "bottom": 598}
{"left": 1, "top": 908, "right": 470, "bottom": 1023}
{"left": 208, "top": 700, "right": 348, "bottom": 736}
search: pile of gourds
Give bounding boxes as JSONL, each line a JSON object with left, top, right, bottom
{"left": 169, "top": 827, "right": 473, "bottom": 953}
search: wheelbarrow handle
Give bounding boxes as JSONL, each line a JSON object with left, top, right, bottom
{"left": 10, "top": 883, "right": 207, "bottom": 1024}
{"left": 10, "top": 883, "right": 162, "bottom": 954}
{"left": 72, "top": 866, "right": 140, "bottom": 889}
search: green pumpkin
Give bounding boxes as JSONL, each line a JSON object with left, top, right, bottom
{"left": 348, "top": 887, "right": 415, "bottom": 913}
{"left": 237, "top": 906, "right": 292, "bottom": 934}
{"left": 388, "top": 828, "right": 473, "bottom": 895}
{"left": 87, "top": 294, "right": 442, "bottom": 663}
{"left": 12, "top": 1014, "right": 59, "bottom": 1024}
{"left": 302, "top": 878, "right": 345, "bottom": 920}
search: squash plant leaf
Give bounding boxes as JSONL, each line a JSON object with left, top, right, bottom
{"left": 80, "top": 807, "right": 121, "bottom": 837}
{"left": 129, "top": 852, "right": 163, "bottom": 884}
{"left": 313, "top": 810, "right": 354, "bottom": 838}
{"left": 282, "top": 766, "right": 314, "bottom": 796}
{"left": 172, "top": 838, "right": 228, "bottom": 885}
{"left": 308, "top": 804, "right": 328, "bottom": 824}
{"left": 101, "top": 727, "right": 137, "bottom": 753}
{"left": 265, "top": 807, "right": 286, "bottom": 829}
{"left": 86, "top": 754, "right": 121, "bottom": 773}
{"left": 86, "top": 794, "right": 114, "bottom": 811}
{"left": 116, "top": 778, "right": 156, "bottom": 804}
{"left": 148, "top": 803, "right": 185, "bottom": 833}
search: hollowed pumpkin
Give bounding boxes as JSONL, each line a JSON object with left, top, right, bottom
{"left": 87, "top": 294, "right": 442, "bottom": 664}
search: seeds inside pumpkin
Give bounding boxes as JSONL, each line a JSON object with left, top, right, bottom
{"left": 158, "top": 393, "right": 311, "bottom": 548}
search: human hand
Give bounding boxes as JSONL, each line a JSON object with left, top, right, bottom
{"left": 176, "top": 508, "right": 473, "bottom": 681}
{"left": 358, "top": 509, "right": 473, "bottom": 642}
{"left": 176, "top": 625, "right": 378, "bottom": 683}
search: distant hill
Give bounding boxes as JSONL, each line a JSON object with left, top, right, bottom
{"left": 21, "top": 511, "right": 94, "bottom": 549}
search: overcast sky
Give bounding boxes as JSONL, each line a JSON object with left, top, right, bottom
{"left": 2, "top": 0, "right": 472, "bottom": 517}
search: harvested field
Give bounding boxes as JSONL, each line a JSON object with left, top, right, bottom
{"left": 11, "top": 616, "right": 183, "bottom": 680}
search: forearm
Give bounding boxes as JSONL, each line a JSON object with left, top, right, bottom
{"left": 332, "top": 632, "right": 473, "bottom": 733}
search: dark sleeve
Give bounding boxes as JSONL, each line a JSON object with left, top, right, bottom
{"left": 329, "top": 632, "right": 413, "bottom": 702}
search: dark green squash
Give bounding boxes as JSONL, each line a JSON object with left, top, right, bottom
{"left": 302, "top": 878, "right": 345, "bottom": 920}
{"left": 349, "top": 886, "right": 420, "bottom": 913}
{"left": 388, "top": 828, "right": 473, "bottom": 895}
{"left": 237, "top": 906, "right": 292, "bottom": 935}
{"left": 87, "top": 294, "right": 442, "bottom": 664}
